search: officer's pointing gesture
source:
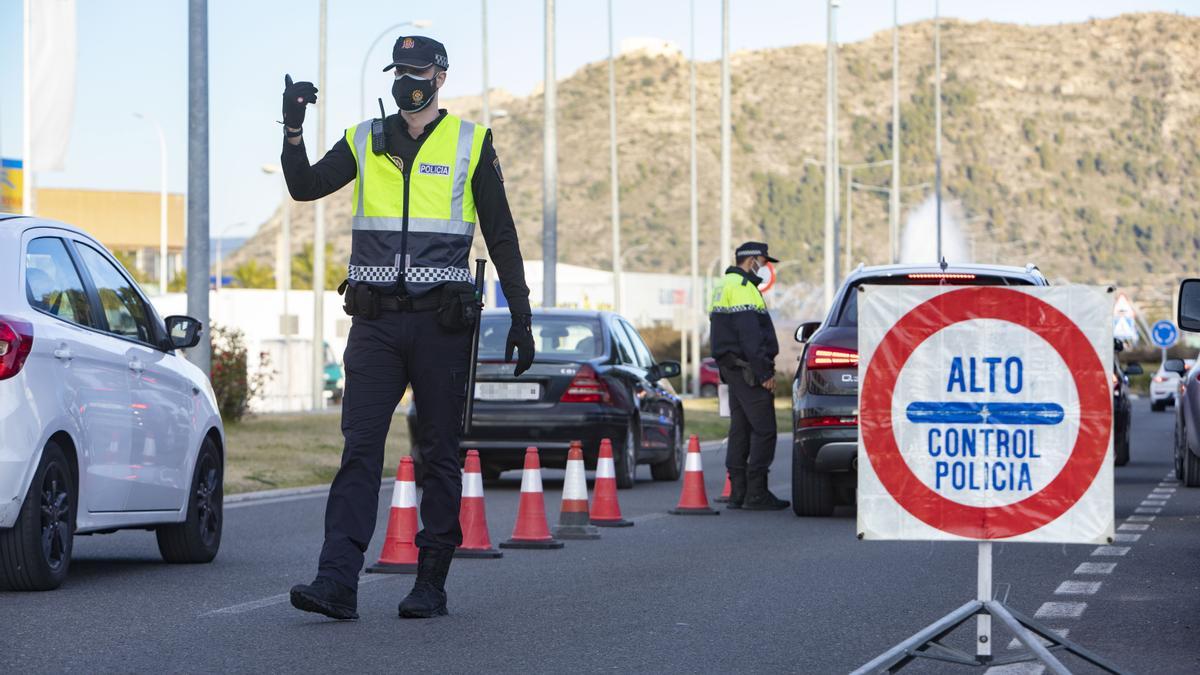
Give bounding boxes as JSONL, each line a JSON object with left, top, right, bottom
{"left": 282, "top": 74, "right": 318, "bottom": 128}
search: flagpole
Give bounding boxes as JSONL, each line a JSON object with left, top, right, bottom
{"left": 22, "top": 0, "right": 33, "bottom": 215}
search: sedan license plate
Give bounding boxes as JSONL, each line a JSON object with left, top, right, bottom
{"left": 475, "top": 382, "right": 541, "bottom": 401}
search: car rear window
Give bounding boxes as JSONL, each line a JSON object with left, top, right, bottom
{"left": 479, "top": 315, "right": 604, "bottom": 362}
{"left": 835, "top": 274, "right": 1037, "bottom": 327}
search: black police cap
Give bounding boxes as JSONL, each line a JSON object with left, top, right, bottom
{"left": 383, "top": 35, "right": 449, "bottom": 72}
{"left": 735, "top": 241, "right": 779, "bottom": 263}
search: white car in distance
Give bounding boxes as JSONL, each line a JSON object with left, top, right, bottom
{"left": 1150, "top": 358, "right": 1194, "bottom": 412}
{"left": 0, "top": 214, "right": 224, "bottom": 591}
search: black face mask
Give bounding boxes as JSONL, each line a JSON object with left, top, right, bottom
{"left": 392, "top": 74, "right": 436, "bottom": 113}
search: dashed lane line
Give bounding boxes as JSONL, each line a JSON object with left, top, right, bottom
{"left": 1034, "top": 602, "right": 1087, "bottom": 619}
{"left": 1074, "top": 562, "right": 1115, "bottom": 575}
{"left": 1054, "top": 580, "right": 1101, "bottom": 595}
{"left": 1118, "top": 523, "right": 1150, "bottom": 531}
{"left": 1092, "top": 546, "right": 1130, "bottom": 556}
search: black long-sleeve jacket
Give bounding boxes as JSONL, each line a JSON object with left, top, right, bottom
{"left": 708, "top": 266, "right": 779, "bottom": 383}
{"left": 280, "top": 109, "right": 531, "bottom": 315}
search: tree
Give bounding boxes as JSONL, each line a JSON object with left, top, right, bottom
{"left": 233, "top": 259, "right": 275, "bottom": 289}
{"left": 291, "top": 243, "right": 343, "bottom": 290}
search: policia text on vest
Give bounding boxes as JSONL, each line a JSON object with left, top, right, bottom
{"left": 279, "top": 34, "right": 536, "bottom": 621}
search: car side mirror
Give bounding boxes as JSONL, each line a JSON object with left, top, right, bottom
{"left": 1164, "top": 358, "right": 1187, "bottom": 375}
{"left": 1179, "top": 279, "right": 1200, "bottom": 332}
{"left": 650, "top": 360, "right": 682, "bottom": 382}
{"left": 1122, "top": 362, "right": 1143, "bottom": 376}
{"left": 795, "top": 321, "right": 821, "bottom": 343}
{"left": 165, "top": 315, "right": 203, "bottom": 350}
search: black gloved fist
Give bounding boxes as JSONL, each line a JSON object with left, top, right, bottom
{"left": 282, "top": 74, "right": 318, "bottom": 128}
{"left": 505, "top": 313, "right": 536, "bottom": 377}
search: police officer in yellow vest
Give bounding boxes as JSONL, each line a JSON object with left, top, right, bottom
{"left": 709, "top": 242, "right": 788, "bottom": 511}
{"left": 281, "top": 36, "right": 535, "bottom": 620}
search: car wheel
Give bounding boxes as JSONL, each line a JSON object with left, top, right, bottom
{"left": 614, "top": 422, "right": 638, "bottom": 490}
{"left": 156, "top": 437, "right": 222, "bottom": 564}
{"left": 0, "top": 441, "right": 75, "bottom": 591}
{"left": 1151, "top": 399, "right": 1164, "bottom": 412}
{"left": 1114, "top": 429, "right": 1130, "bottom": 466}
{"left": 700, "top": 384, "right": 718, "bottom": 398}
{"left": 1185, "top": 446, "right": 1200, "bottom": 488}
{"left": 651, "top": 420, "right": 684, "bottom": 481}
{"left": 791, "top": 444, "right": 834, "bottom": 517}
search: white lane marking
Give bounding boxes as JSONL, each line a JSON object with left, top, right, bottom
{"left": 1113, "top": 533, "right": 1142, "bottom": 543}
{"left": 1092, "top": 546, "right": 1130, "bottom": 556}
{"left": 1152, "top": 487, "right": 1176, "bottom": 494}
{"left": 1135, "top": 507, "right": 1162, "bottom": 514}
{"left": 1140, "top": 500, "right": 1167, "bottom": 507}
{"left": 1006, "top": 628, "right": 1069, "bottom": 650}
{"left": 1118, "top": 523, "right": 1149, "bottom": 531}
{"left": 986, "top": 663, "right": 1045, "bottom": 674}
{"left": 1126, "top": 515, "right": 1156, "bottom": 522}
{"left": 1055, "top": 580, "right": 1101, "bottom": 595}
{"left": 1074, "top": 562, "right": 1115, "bottom": 575}
{"left": 1034, "top": 602, "right": 1086, "bottom": 619}
{"left": 202, "top": 574, "right": 399, "bottom": 617}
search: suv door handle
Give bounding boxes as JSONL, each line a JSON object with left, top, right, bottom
{"left": 128, "top": 359, "right": 145, "bottom": 373}
{"left": 53, "top": 345, "right": 73, "bottom": 361}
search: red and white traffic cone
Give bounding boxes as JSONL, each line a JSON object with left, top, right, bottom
{"left": 367, "top": 456, "right": 420, "bottom": 573}
{"left": 590, "top": 438, "right": 633, "bottom": 527}
{"left": 669, "top": 435, "right": 719, "bottom": 516}
{"left": 500, "top": 447, "right": 565, "bottom": 549}
{"left": 714, "top": 471, "right": 732, "bottom": 503}
{"left": 456, "top": 449, "right": 502, "bottom": 559}
{"left": 554, "top": 441, "right": 600, "bottom": 540}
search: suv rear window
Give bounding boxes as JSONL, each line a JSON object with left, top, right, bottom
{"left": 835, "top": 274, "right": 1037, "bottom": 327}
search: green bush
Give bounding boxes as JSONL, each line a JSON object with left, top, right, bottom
{"left": 210, "top": 323, "right": 271, "bottom": 423}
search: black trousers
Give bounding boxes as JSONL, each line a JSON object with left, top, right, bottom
{"left": 318, "top": 309, "right": 472, "bottom": 589}
{"left": 720, "top": 365, "right": 778, "bottom": 475}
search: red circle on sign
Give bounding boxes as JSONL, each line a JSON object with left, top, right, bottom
{"left": 757, "top": 262, "right": 776, "bottom": 293}
{"left": 860, "top": 286, "right": 1111, "bottom": 539}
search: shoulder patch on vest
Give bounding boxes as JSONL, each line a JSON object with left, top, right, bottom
{"left": 417, "top": 162, "right": 451, "bottom": 176}
{"left": 492, "top": 157, "right": 504, "bottom": 182}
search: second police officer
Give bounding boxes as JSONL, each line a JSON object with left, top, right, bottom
{"left": 281, "top": 35, "right": 535, "bottom": 620}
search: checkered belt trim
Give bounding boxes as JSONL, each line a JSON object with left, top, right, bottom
{"left": 710, "top": 304, "right": 767, "bottom": 314}
{"left": 347, "top": 265, "right": 472, "bottom": 284}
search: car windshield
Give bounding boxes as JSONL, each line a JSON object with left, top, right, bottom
{"left": 478, "top": 315, "right": 604, "bottom": 362}
{"left": 834, "top": 273, "right": 1037, "bottom": 327}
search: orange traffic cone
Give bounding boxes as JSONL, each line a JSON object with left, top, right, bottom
{"left": 367, "top": 456, "right": 420, "bottom": 573}
{"left": 456, "top": 450, "right": 502, "bottom": 559}
{"left": 669, "top": 435, "right": 719, "bottom": 515}
{"left": 554, "top": 441, "right": 600, "bottom": 540}
{"left": 500, "top": 448, "right": 565, "bottom": 549}
{"left": 714, "top": 472, "right": 732, "bottom": 503}
{"left": 590, "top": 438, "right": 633, "bottom": 527}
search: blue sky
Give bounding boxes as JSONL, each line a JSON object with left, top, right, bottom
{"left": 1, "top": 0, "right": 1197, "bottom": 238}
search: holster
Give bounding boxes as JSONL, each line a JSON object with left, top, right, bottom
{"left": 436, "top": 281, "right": 480, "bottom": 332}
{"left": 338, "top": 279, "right": 381, "bottom": 320}
{"left": 718, "top": 354, "right": 760, "bottom": 387}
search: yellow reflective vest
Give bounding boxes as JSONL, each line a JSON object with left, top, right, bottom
{"left": 708, "top": 268, "right": 779, "bottom": 382}
{"left": 344, "top": 113, "right": 487, "bottom": 295}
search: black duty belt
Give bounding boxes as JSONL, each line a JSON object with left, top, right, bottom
{"left": 379, "top": 293, "right": 441, "bottom": 312}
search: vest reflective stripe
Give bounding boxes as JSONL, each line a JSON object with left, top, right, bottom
{"left": 346, "top": 264, "right": 472, "bottom": 284}
{"left": 351, "top": 216, "right": 474, "bottom": 236}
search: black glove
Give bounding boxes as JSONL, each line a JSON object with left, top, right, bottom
{"left": 282, "top": 74, "right": 318, "bottom": 128}
{"left": 505, "top": 313, "right": 535, "bottom": 377}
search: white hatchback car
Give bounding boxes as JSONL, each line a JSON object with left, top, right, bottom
{"left": 1151, "top": 358, "right": 1194, "bottom": 412}
{"left": 0, "top": 214, "right": 224, "bottom": 591}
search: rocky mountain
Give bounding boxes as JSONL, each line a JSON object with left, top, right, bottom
{"left": 230, "top": 12, "right": 1200, "bottom": 309}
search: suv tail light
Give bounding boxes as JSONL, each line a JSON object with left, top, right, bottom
{"left": 0, "top": 316, "right": 34, "bottom": 381}
{"left": 805, "top": 344, "right": 859, "bottom": 370}
{"left": 560, "top": 364, "right": 612, "bottom": 404}
{"left": 798, "top": 415, "right": 858, "bottom": 428}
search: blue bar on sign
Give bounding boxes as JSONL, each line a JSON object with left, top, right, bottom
{"left": 905, "top": 401, "right": 1064, "bottom": 425}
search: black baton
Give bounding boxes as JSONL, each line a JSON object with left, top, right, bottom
{"left": 463, "top": 258, "right": 487, "bottom": 436}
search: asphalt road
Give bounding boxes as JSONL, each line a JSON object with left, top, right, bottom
{"left": 2, "top": 401, "right": 1197, "bottom": 673}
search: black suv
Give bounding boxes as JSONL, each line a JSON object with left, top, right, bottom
{"left": 790, "top": 263, "right": 1050, "bottom": 517}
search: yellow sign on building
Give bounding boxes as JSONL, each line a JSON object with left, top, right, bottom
{"left": 0, "top": 159, "right": 22, "bottom": 214}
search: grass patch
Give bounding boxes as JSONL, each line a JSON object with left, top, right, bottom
{"left": 683, "top": 396, "right": 792, "bottom": 442}
{"left": 222, "top": 410, "right": 410, "bottom": 495}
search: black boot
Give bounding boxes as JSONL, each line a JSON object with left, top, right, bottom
{"left": 398, "top": 547, "right": 453, "bottom": 618}
{"left": 743, "top": 471, "right": 790, "bottom": 511}
{"left": 290, "top": 576, "right": 359, "bottom": 620}
{"left": 726, "top": 469, "right": 747, "bottom": 510}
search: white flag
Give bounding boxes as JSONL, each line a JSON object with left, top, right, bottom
{"left": 28, "top": 0, "right": 77, "bottom": 172}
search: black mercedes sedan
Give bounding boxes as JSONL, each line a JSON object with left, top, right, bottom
{"left": 408, "top": 309, "right": 685, "bottom": 489}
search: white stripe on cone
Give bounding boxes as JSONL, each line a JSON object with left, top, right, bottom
{"left": 596, "top": 457, "right": 616, "bottom": 479}
{"left": 685, "top": 450, "right": 703, "bottom": 472}
{"left": 563, "top": 458, "right": 589, "bottom": 501}
{"left": 462, "top": 470, "right": 484, "bottom": 498}
{"left": 521, "top": 468, "right": 544, "bottom": 493}
{"left": 392, "top": 477, "right": 417, "bottom": 508}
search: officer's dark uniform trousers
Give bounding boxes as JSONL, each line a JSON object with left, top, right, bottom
{"left": 318, "top": 310, "right": 471, "bottom": 589}
{"left": 719, "top": 364, "right": 778, "bottom": 475}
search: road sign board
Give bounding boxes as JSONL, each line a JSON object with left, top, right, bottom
{"left": 1113, "top": 315, "right": 1138, "bottom": 342}
{"left": 1151, "top": 320, "right": 1178, "bottom": 349}
{"left": 857, "top": 285, "right": 1114, "bottom": 543}
{"left": 757, "top": 261, "right": 776, "bottom": 293}
{"left": 1113, "top": 292, "right": 1135, "bottom": 317}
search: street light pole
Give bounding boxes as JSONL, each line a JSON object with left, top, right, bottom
{"left": 831, "top": 0, "right": 840, "bottom": 287}
{"left": 890, "top": 0, "right": 901, "bottom": 264}
{"left": 719, "top": 0, "right": 731, "bottom": 270}
{"left": 543, "top": 0, "right": 558, "bottom": 307}
{"left": 134, "top": 112, "right": 169, "bottom": 294}
{"left": 689, "top": 0, "right": 701, "bottom": 397}
{"left": 824, "top": 0, "right": 837, "bottom": 311}
{"left": 312, "top": 0, "right": 327, "bottom": 411}
{"left": 480, "top": 1, "right": 490, "bottom": 127}
{"left": 934, "top": 0, "right": 943, "bottom": 263}
{"left": 608, "top": 0, "right": 621, "bottom": 313}
{"left": 186, "top": 0, "right": 211, "bottom": 375}
{"left": 359, "top": 20, "right": 432, "bottom": 120}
